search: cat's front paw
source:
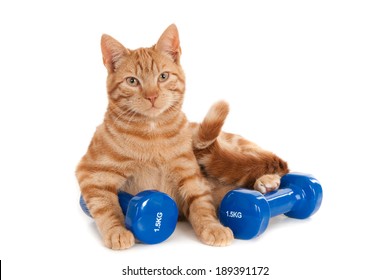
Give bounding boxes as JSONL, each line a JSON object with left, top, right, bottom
{"left": 198, "top": 222, "right": 234, "bottom": 247}
{"left": 103, "top": 226, "right": 135, "bottom": 250}
{"left": 254, "top": 174, "right": 281, "bottom": 194}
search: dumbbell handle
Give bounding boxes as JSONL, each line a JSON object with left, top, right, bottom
{"left": 264, "top": 188, "right": 297, "bottom": 218}
{"left": 80, "top": 191, "right": 131, "bottom": 217}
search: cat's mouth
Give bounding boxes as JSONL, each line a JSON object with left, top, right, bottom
{"left": 144, "top": 105, "right": 164, "bottom": 117}
{"left": 139, "top": 99, "right": 178, "bottom": 118}
{"left": 148, "top": 104, "right": 162, "bottom": 111}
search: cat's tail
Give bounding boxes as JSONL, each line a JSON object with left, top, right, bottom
{"left": 192, "top": 100, "right": 229, "bottom": 149}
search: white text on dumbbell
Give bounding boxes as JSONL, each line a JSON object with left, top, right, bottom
{"left": 154, "top": 212, "right": 163, "bottom": 232}
{"left": 225, "top": 211, "right": 242, "bottom": 218}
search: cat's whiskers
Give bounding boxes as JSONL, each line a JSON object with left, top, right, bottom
{"left": 124, "top": 109, "right": 138, "bottom": 124}
{"left": 165, "top": 99, "right": 182, "bottom": 115}
{"left": 112, "top": 106, "right": 136, "bottom": 127}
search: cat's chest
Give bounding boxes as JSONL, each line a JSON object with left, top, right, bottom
{"left": 125, "top": 126, "right": 192, "bottom": 162}
{"left": 124, "top": 163, "right": 170, "bottom": 194}
{"left": 121, "top": 132, "right": 192, "bottom": 197}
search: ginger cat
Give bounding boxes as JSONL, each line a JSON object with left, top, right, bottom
{"left": 76, "top": 24, "right": 289, "bottom": 249}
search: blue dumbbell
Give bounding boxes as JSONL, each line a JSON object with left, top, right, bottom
{"left": 80, "top": 190, "right": 178, "bottom": 244}
{"left": 219, "top": 173, "right": 323, "bottom": 239}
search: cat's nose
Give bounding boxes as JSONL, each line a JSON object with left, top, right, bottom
{"left": 145, "top": 94, "right": 159, "bottom": 105}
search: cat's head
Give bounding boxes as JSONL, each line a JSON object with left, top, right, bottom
{"left": 101, "top": 24, "right": 185, "bottom": 119}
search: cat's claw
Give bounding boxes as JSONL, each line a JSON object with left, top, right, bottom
{"left": 254, "top": 174, "right": 281, "bottom": 194}
{"left": 104, "top": 226, "right": 135, "bottom": 250}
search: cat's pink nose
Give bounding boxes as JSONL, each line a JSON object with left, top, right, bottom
{"left": 146, "top": 94, "right": 158, "bottom": 105}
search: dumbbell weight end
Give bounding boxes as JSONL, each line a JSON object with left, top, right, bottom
{"left": 80, "top": 190, "right": 178, "bottom": 244}
{"left": 278, "top": 173, "right": 322, "bottom": 219}
{"left": 219, "top": 189, "right": 271, "bottom": 240}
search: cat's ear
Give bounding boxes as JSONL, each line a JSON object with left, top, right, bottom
{"left": 155, "top": 24, "right": 181, "bottom": 63}
{"left": 101, "top": 34, "right": 128, "bottom": 72}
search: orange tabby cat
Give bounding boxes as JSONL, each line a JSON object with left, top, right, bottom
{"left": 76, "top": 24, "right": 289, "bottom": 249}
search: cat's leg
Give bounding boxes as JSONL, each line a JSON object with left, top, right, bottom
{"left": 182, "top": 175, "right": 233, "bottom": 246}
{"left": 196, "top": 135, "right": 289, "bottom": 195}
{"left": 76, "top": 162, "right": 134, "bottom": 249}
{"left": 206, "top": 175, "right": 280, "bottom": 205}
{"left": 171, "top": 156, "right": 233, "bottom": 246}
{"left": 229, "top": 135, "right": 286, "bottom": 193}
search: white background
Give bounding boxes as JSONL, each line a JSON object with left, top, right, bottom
{"left": 1, "top": 0, "right": 389, "bottom": 279}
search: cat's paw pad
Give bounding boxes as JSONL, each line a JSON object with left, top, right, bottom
{"left": 104, "top": 226, "right": 135, "bottom": 250}
{"left": 254, "top": 174, "right": 281, "bottom": 194}
{"left": 199, "top": 222, "right": 234, "bottom": 247}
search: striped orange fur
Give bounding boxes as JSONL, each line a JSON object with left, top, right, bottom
{"left": 192, "top": 101, "right": 289, "bottom": 206}
{"left": 76, "top": 24, "right": 288, "bottom": 249}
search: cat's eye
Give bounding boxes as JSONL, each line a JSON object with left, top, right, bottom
{"left": 126, "top": 77, "right": 139, "bottom": 87}
{"left": 158, "top": 72, "right": 169, "bottom": 82}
